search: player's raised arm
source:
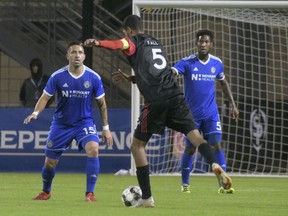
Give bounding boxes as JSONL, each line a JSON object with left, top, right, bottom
{"left": 84, "top": 38, "right": 130, "bottom": 50}
{"left": 23, "top": 92, "right": 51, "bottom": 124}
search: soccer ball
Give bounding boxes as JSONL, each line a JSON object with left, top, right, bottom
{"left": 121, "top": 185, "right": 142, "bottom": 207}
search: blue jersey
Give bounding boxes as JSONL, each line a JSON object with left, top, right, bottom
{"left": 44, "top": 65, "right": 105, "bottom": 126}
{"left": 172, "top": 53, "right": 224, "bottom": 120}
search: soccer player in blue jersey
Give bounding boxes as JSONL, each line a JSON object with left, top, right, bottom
{"left": 171, "top": 29, "right": 239, "bottom": 194}
{"left": 84, "top": 15, "right": 233, "bottom": 207}
{"left": 23, "top": 42, "right": 113, "bottom": 202}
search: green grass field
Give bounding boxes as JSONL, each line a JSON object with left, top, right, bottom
{"left": 0, "top": 173, "right": 287, "bottom": 216}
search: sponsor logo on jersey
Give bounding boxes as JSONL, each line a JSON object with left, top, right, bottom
{"left": 63, "top": 83, "right": 69, "bottom": 87}
{"left": 191, "top": 74, "right": 216, "bottom": 81}
{"left": 47, "top": 140, "right": 53, "bottom": 148}
{"left": 193, "top": 67, "right": 198, "bottom": 71}
{"left": 211, "top": 67, "right": 216, "bottom": 73}
{"left": 83, "top": 81, "right": 90, "bottom": 89}
{"left": 62, "top": 90, "right": 90, "bottom": 98}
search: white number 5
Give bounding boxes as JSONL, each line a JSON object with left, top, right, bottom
{"left": 216, "top": 122, "right": 222, "bottom": 130}
{"left": 152, "top": 48, "right": 167, "bottom": 70}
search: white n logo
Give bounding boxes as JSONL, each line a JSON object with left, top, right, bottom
{"left": 191, "top": 74, "right": 198, "bottom": 80}
{"left": 62, "top": 90, "right": 69, "bottom": 97}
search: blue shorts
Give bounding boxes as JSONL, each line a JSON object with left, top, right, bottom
{"left": 185, "top": 113, "right": 222, "bottom": 147}
{"left": 45, "top": 119, "right": 99, "bottom": 159}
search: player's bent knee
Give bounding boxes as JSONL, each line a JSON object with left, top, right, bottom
{"left": 85, "top": 141, "right": 99, "bottom": 157}
{"left": 186, "top": 129, "right": 207, "bottom": 147}
{"left": 45, "top": 158, "right": 58, "bottom": 169}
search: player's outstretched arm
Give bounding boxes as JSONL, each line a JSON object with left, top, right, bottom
{"left": 23, "top": 93, "right": 51, "bottom": 124}
{"left": 84, "top": 38, "right": 129, "bottom": 51}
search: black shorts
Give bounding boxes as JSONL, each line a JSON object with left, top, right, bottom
{"left": 134, "top": 94, "right": 197, "bottom": 142}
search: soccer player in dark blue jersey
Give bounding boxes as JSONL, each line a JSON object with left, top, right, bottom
{"left": 24, "top": 42, "right": 113, "bottom": 202}
{"left": 84, "top": 15, "right": 233, "bottom": 207}
{"left": 172, "top": 29, "right": 239, "bottom": 194}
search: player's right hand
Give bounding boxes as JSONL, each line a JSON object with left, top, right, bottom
{"left": 83, "top": 39, "right": 99, "bottom": 47}
{"left": 23, "top": 113, "right": 38, "bottom": 124}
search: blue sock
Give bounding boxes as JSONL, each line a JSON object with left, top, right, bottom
{"left": 86, "top": 157, "right": 100, "bottom": 194}
{"left": 214, "top": 150, "right": 226, "bottom": 187}
{"left": 214, "top": 150, "right": 227, "bottom": 171}
{"left": 42, "top": 166, "right": 55, "bottom": 192}
{"left": 181, "top": 151, "right": 193, "bottom": 185}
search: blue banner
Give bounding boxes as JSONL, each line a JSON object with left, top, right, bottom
{"left": 0, "top": 108, "right": 131, "bottom": 173}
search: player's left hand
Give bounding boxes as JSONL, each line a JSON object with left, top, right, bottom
{"left": 102, "top": 130, "right": 113, "bottom": 147}
{"left": 231, "top": 106, "right": 239, "bottom": 122}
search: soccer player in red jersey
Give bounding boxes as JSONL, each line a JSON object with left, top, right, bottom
{"left": 84, "top": 15, "right": 232, "bottom": 207}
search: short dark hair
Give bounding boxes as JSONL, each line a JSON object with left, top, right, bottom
{"left": 122, "top": 15, "right": 143, "bottom": 31}
{"left": 67, "top": 41, "right": 82, "bottom": 50}
{"left": 196, "top": 29, "right": 214, "bottom": 42}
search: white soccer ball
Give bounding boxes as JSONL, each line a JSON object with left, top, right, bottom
{"left": 121, "top": 185, "right": 142, "bottom": 207}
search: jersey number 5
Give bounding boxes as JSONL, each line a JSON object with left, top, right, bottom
{"left": 152, "top": 48, "right": 167, "bottom": 70}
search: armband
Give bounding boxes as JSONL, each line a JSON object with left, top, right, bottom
{"left": 103, "top": 125, "right": 109, "bottom": 130}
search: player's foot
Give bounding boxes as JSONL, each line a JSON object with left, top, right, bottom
{"left": 212, "top": 163, "right": 232, "bottom": 189}
{"left": 218, "top": 186, "right": 235, "bottom": 194}
{"left": 181, "top": 184, "right": 191, "bottom": 193}
{"left": 131, "top": 196, "right": 155, "bottom": 208}
{"left": 32, "top": 191, "right": 51, "bottom": 200}
{"left": 85, "top": 192, "right": 96, "bottom": 202}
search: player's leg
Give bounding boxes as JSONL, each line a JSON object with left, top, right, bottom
{"left": 78, "top": 122, "right": 100, "bottom": 202}
{"left": 130, "top": 135, "right": 155, "bottom": 208}
{"left": 182, "top": 120, "right": 205, "bottom": 177}
{"left": 83, "top": 141, "right": 99, "bottom": 202}
{"left": 180, "top": 139, "right": 195, "bottom": 193}
{"left": 167, "top": 95, "right": 232, "bottom": 190}
{"left": 210, "top": 142, "right": 235, "bottom": 194}
{"left": 186, "top": 130, "right": 232, "bottom": 189}
{"left": 206, "top": 135, "right": 225, "bottom": 187}
{"left": 212, "top": 142, "right": 227, "bottom": 171}
{"left": 204, "top": 116, "right": 234, "bottom": 193}
{"left": 33, "top": 157, "right": 58, "bottom": 200}
{"left": 130, "top": 100, "right": 169, "bottom": 207}
{"left": 204, "top": 114, "right": 226, "bottom": 172}
{"left": 33, "top": 124, "right": 71, "bottom": 200}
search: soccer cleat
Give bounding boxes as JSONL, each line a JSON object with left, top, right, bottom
{"left": 218, "top": 186, "right": 235, "bottom": 194}
{"left": 85, "top": 192, "right": 96, "bottom": 202}
{"left": 212, "top": 163, "right": 232, "bottom": 190}
{"left": 131, "top": 196, "right": 155, "bottom": 208}
{"left": 181, "top": 184, "right": 191, "bottom": 193}
{"left": 32, "top": 191, "right": 51, "bottom": 200}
